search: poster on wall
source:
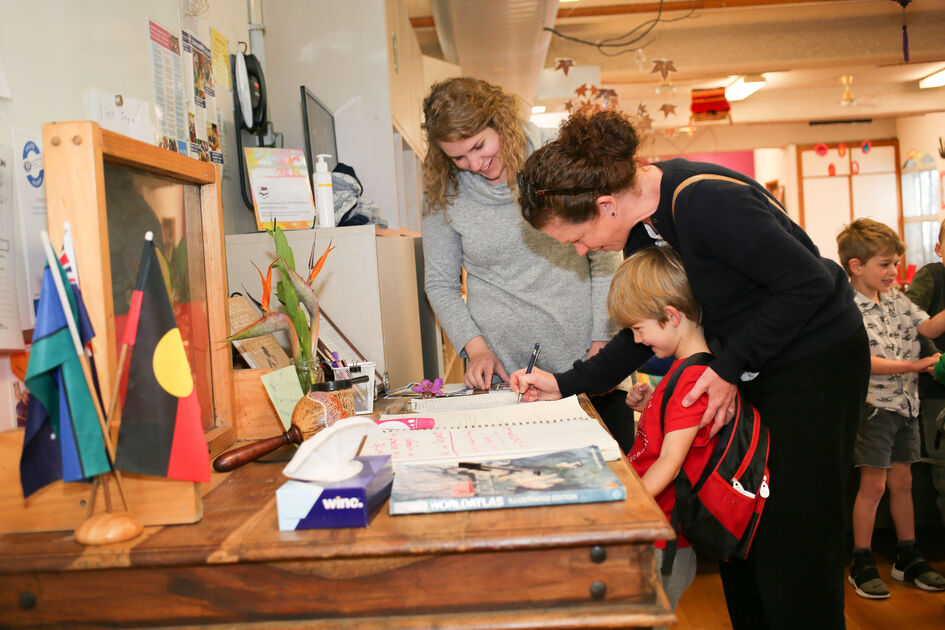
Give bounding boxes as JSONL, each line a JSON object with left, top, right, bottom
{"left": 0, "top": 143, "right": 24, "bottom": 349}
{"left": 148, "top": 19, "right": 189, "bottom": 155}
{"left": 181, "top": 30, "right": 223, "bottom": 165}
{"left": 11, "top": 128, "right": 47, "bottom": 329}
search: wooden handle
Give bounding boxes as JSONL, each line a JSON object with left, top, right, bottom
{"left": 212, "top": 425, "right": 303, "bottom": 472}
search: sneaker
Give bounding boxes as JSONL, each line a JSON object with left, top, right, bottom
{"left": 849, "top": 563, "right": 891, "bottom": 599}
{"left": 891, "top": 549, "right": 945, "bottom": 592}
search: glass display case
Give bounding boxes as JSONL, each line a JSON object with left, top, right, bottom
{"left": 42, "top": 121, "right": 234, "bottom": 456}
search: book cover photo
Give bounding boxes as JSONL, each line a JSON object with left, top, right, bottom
{"left": 389, "top": 446, "right": 625, "bottom": 515}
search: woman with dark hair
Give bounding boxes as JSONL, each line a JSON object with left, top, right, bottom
{"left": 510, "top": 109, "right": 869, "bottom": 629}
{"left": 421, "top": 78, "right": 633, "bottom": 447}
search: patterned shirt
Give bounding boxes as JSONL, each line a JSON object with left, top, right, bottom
{"left": 854, "top": 288, "right": 929, "bottom": 416}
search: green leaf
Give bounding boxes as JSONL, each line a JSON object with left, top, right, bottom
{"left": 272, "top": 240, "right": 310, "bottom": 361}
{"left": 270, "top": 226, "right": 296, "bottom": 272}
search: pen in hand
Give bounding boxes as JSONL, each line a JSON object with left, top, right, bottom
{"left": 518, "top": 343, "right": 541, "bottom": 403}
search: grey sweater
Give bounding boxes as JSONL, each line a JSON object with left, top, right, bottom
{"left": 422, "top": 123, "right": 620, "bottom": 376}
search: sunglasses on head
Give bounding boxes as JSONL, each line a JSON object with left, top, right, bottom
{"left": 516, "top": 171, "right": 598, "bottom": 210}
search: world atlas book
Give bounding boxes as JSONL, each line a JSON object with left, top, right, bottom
{"left": 388, "top": 446, "right": 625, "bottom": 515}
{"left": 362, "top": 396, "right": 622, "bottom": 467}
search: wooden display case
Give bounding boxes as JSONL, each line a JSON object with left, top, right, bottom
{"left": 0, "top": 121, "right": 235, "bottom": 533}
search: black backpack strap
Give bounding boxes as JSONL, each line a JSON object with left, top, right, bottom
{"left": 657, "top": 352, "right": 713, "bottom": 575}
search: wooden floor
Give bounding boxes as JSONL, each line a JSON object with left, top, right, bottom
{"left": 674, "top": 529, "right": 945, "bottom": 629}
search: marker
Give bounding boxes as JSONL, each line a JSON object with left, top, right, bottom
{"left": 518, "top": 343, "right": 541, "bottom": 403}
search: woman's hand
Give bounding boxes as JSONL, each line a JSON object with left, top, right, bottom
{"left": 510, "top": 366, "right": 562, "bottom": 402}
{"left": 463, "top": 337, "right": 509, "bottom": 389}
{"left": 624, "top": 382, "right": 653, "bottom": 412}
{"left": 681, "top": 367, "right": 737, "bottom": 437}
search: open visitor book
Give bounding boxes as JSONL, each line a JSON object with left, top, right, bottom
{"left": 361, "top": 395, "right": 622, "bottom": 468}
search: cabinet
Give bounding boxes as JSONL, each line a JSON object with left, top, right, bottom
{"left": 225, "top": 225, "right": 424, "bottom": 388}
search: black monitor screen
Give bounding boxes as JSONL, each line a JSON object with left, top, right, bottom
{"left": 300, "top": 85, "right": 338, "bottom": 179}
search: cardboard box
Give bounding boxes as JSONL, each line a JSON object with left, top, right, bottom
{"left": 276, "top": 455, "right": 392, "bottom": 530}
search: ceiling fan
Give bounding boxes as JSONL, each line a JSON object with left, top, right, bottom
{"left": 838, "top": 75, "right": 877, "bottom": 108}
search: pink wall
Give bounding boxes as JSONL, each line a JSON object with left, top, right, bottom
{"left": 655, "top": 150, "right": 756, "bottom": 178}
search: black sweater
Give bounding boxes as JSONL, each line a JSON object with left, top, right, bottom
{"left": 556, "top": 158, "right": 863, "bottom": 395}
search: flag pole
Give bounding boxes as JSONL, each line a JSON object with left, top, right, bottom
{"left": 40, "top": 231, "right": 132, "bottom": 513}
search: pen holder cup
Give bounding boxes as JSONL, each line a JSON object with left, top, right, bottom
{"left": 331, "top": 362, "right": 375, "bottom": 414}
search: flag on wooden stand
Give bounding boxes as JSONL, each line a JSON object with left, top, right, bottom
{"left": 114, "top": 236, "right": 209, "bottom": 483}
{"left": 20, "top": 259, "right": 111, "bottom": 497}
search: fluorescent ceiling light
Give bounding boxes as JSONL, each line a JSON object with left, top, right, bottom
{"left": 530, "top": 111, "right": 569, "bottom": 129}
{"left": 531, "top": 105, "right": 547, "bottom": 114}
{"left": 919, "top": 68, "right": 945, "bottom": 89}
{"left": 725, "top": 75, "right": 765, "bottom": 101}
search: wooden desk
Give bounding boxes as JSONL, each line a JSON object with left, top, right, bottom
{"left": 0, "top": 400, "right": 674, "bottom": 628}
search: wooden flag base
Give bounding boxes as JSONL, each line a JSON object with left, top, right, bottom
{"left": 74, "top": 511, "right": 143, "bottom": 545}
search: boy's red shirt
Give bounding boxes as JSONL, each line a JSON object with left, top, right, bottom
{"left": 627, "top": 358, "right": 717, "bottom": 547}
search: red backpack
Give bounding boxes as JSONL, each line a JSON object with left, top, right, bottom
{"left": 658, "top": 352, "right": 770, "bottom": 575}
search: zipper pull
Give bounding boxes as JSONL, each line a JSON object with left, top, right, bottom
{"left": 759, "top": 475, "right": 770, "bottom": 498}
{"left": 732, "top": 478, "right": 756, "bottom": 499}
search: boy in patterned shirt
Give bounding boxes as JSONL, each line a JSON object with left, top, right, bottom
{"left": 837, "top": 218, "right": 945, "bottom": 599}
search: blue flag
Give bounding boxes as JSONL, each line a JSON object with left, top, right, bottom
{"left": 20, "top": 259, "right": 111, "bottom": 498}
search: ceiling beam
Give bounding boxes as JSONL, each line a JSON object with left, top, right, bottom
{"left": 411, "top": 0, "right": 843, "bottom": 29}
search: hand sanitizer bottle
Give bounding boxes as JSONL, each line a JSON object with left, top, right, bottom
{"left": 313, "top": 154, "right": 335, "bottom": 228}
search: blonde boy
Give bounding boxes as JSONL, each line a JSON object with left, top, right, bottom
{"left": 837, "top": 218, "right": 945, "bottom": 599}
{"left": 607, "top": 246, "right": 715, "bottom": 611}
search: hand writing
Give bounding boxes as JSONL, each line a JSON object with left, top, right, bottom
{"left": 510, "top": 366, "right": 562, "bottom": 402}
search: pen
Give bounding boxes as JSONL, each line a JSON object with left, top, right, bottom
{"left": 518, "top": 343, "right": 541, "bottom": 403}
{"left": 458, "top": 462, "right": 541, "bottom": 475}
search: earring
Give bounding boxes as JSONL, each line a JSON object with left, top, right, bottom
{"left": 610, "top": 211, "right": 616, "bottom": 217}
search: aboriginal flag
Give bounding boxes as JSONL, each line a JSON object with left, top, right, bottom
{"left": 114, "top": 237, "right": 210, "bottom": 483}
{"left": 20, "top": 258, "right": 111, "bottom": 497}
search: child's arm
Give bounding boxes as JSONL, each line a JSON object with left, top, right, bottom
{"left": 918, "top": 308, "right": 945, "bottom": 339}
{"left": 870, "top": 354, "right": 941, "bottom": 375}
{"left": 639, "top": 426, "right": 700, "bottom": 498}
{"left": 624, "top": 382, "right": 653, "bottom": 412}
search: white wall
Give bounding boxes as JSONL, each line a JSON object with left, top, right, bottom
{"left": 0, "top": 0, "right": 254, "bottom": 235}
{"left": 0, "top": 0, "right": 254, "bottom": 430}
{"left": 262, "top": 0, "right": 401, "bottom": 229}
{"left": 896, "top": 111, "right": 945, "bottom": 174}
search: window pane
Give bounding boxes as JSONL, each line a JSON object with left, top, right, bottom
{"left": 104, "top": 163, "right": 214, "bottom": 431}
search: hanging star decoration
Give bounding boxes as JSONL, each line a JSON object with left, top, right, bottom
{"left": 659, "top": 103, "right": 677, "bottom": 119}
{"left": 635, "top": 103, "right": 654, "bottom": 131}
{"left": 598, "top": 88, "right": 619, "bottom": 108}
{"left": 554, "top": 57, "right": 575, "bottom": 76}
{"left": 570, "top": 83, "right": 619, "bottom": 115}
{"left": 651, "top": 59, "right": 677, "bottom": 81}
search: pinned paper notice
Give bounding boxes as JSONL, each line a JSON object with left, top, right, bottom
{"left": 85, "top": 91, "right": 155, "bottom": 145}
{"left": 261, "top": 365, "right": 305, "bottom": 430}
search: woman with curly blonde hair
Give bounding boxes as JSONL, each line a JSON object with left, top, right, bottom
{"left": 420, "top": 77, "right": 632, "bottom": 449}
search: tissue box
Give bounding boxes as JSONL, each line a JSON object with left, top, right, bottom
{"left": 276, "top": 455, "right": 392, "bottom": 530}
